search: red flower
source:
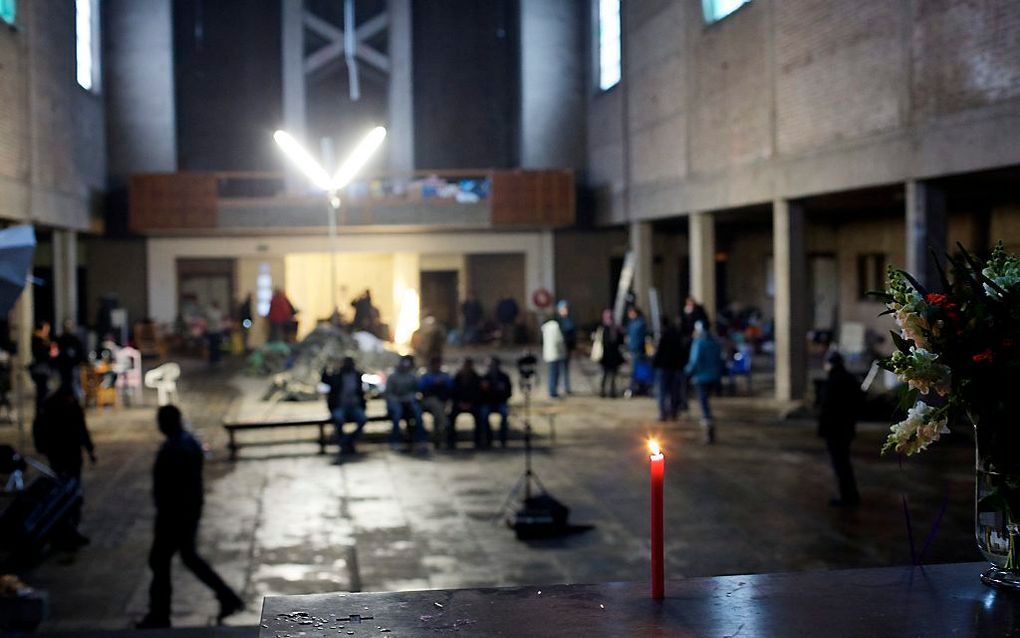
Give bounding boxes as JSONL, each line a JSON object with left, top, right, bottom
{"left": 926, "top": 293, "right": 948, "bottom": 305}
{"left": 973, "top": 350, "right": 995, "bottom": 364}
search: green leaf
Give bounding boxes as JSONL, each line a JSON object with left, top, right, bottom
{"left": 890, "top": 330, "right": 913, "bottom": 354}
{"left": 900, "top": 270, "right": 929, "bottom": 297}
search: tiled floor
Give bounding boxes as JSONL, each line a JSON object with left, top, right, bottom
{"left": 1, "top": 357, "right": 977, "bottom": 631}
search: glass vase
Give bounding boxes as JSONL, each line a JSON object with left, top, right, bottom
{"left": 975, "top": 439, "right": 1020, "bottom": 590}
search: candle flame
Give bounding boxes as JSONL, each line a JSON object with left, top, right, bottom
{"left": 648, "top": 439, "right": 662, "bottom": 457}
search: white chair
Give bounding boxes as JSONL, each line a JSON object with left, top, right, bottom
{"left": 144, "top": 362, "right": 181, "bottom": 406}
{"left": 115, "top": 346, "right": 143, "bottom": 405}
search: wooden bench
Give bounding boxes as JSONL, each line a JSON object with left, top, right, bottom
{"left": 223, "top": 415, "right": 390, "bottom": 460}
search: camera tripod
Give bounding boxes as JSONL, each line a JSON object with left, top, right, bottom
{"left": 494, "top": 373, "right": 548, "bottom": 523}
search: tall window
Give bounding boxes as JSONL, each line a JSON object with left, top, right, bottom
{"left": 0, "top": 0, "right": 15, "bottom": 27}
{"left": 597, "top": 0, "right": 621, "bottom": 91}
{"left": 76, "top": 0, "right": 100, "bottom": 91}
{"left": 702, "top": 0, "right": 752, "bottom": 24}
{"left": 857, "top": 253, "right": 887, "bottom": 300}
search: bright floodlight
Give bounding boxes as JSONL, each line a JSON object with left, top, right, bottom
{"left": 334, "top": 126, "right": 387, "bottom": 189}
{"left": 274, "top": 126, "right": 386, "bottom": 192}
{"left": 273, "top": 130, "right": 333, "bottom": 190}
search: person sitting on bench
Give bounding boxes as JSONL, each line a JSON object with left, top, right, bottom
{"left": 449, "top": 358, "right": 483, "bottom": 449}
{"left": 385, "top": 355, "right": 427, "bottom": 453}
{"left": 321, "top": 357, "right": 367, "bottom": 457}
{"left": 419, "top": 357, "right": 453, "bottom": 447}
{"left": 479, "top": 356, "right": 513, "bottom": 448}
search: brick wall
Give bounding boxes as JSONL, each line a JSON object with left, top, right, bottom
{"left": 589, "top": 0, "right": 1020, "bottom": 224}
{"left": 0, "top": 0, "right": 105, "bottom": 229}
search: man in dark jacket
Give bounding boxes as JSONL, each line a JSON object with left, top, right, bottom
{"left": 322, "top": 357, "right": 367, "bottom": 456}
{"left": 138, "top": 406, "right": 243, "bottom": 629}
{"left": 448, "top": 358, "right": 482, "bottom": 449}
{"left": 54, "top": 320, "right": 85, "bottom": 398}
{"left": 652, "top": 317, "right": 687, "bottom": 421}
{"left": 479, "top": 357, "right": 513, "bottom": 448}
{"left": 818, "top": 351, "right": 862, "bottom": 507}
{"left": 34, "top": 383, "right": 95, "bottom": 547}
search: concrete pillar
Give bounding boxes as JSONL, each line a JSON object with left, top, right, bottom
{"left": 387, "top": 0, "right": 415, "bottom": 173}
{"left": 688, "top": 212, "right": 716, "bottom": 324}
{"left": 630, "top": 221, "right": 653, "bottom": 313}
{"left": 772, "top": 199, "right": 808, "bottom": 401}
{"left": 281, "top": 0, "right": 307, "bottom": 193}
{"left": 11, "top": 281, "right": 33, "bottom": 423}
{"left": 905, "top": 180, "right": 948, "bottom": 290}
{"left": 392, "top": 252, "right": 420, "bottom": 344}
{"left": 52, "top": 230, "right": 78, "bottom": 328}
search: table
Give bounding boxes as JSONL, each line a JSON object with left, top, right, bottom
{"left": 260, "top": 562, "right": 1018, "bottom": 637}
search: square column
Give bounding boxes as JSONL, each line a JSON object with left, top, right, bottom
{"left": 387, "top": 0, "right": 415, "bottom": 173}
{"left": 281, "top": 0, "right": 307, "bottom": 193}
{"left": 53, "top": 230, "right": 78, "bottom": 328}
{"left": 905, "top": 180, "right": 948, "bottom": 290}
{"left": 772, "top": 200, "right": 807, "bottom": 401}
{"left": 12, "top": 280, "right": 34, "bottom": 417}
{"left": 629, "top": 221, "right": 653, "bottom": 313}
{"left": 688, "top": 212, "right": 716, "bottom": 323}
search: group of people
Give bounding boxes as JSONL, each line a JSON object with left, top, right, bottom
{"left": 30, "top": 319, "right": 87, "bottom": 410}
{"left": 542, "top": 297, "right": 724, "bottom": 443}
{"left": 459, "top": 293, "right": 521, "bottom": 345}
{"left": 321, "top": 354, "right": 515, "bottom": 458}
{"left": 28, "top": 333, "right": 244, "bottom": 628}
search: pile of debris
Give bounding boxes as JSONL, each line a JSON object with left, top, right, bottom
{"left": 250, "top": 325, "right": 400, "bottom": 402}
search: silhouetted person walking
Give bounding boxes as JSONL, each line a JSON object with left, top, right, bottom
{"left": 818, "top": 351, "right": 862, "bottom": 507}
{"left": 33, "top": 383, "right": 95, "bottom": 548}
{"left": 138, "top": 406, "right": 243, "bottom": 629}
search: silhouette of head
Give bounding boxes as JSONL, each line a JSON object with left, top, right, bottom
{"left": 157, "top": 405, "right": 184, "bottom": 437}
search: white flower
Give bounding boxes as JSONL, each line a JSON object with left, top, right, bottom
{"left": 889, "top": 347, "right": 950, "bottom": 396}
{"left": 884, "top": 402, "right": 950, "bottom": 456}
{"left": 893, "top": 309, "right": 929, "bottom": 348}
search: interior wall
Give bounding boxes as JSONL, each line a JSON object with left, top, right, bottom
{"left": 236, "top": 255, "right": 286, "bottom": 348}
{"left": 466, "top": 253, "right": 527, "bottom": 328}
{"left": 284, "top": 252, "right": 394, "bottom": 339}
{"left": 82, "top": 236, "right": 149, "bottom": 328}
{"left": 554, "top": 229, "right": 628, "bottom": 327}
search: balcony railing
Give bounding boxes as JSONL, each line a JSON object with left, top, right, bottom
{"left": 129, "top": 169, "right": 575, "bottom": 234}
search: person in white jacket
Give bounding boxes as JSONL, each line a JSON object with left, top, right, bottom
{"left": 541, "top": 314, "right": 567, "bottom": 398}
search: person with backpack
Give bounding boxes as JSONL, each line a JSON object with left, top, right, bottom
{"left": 479, "top": 356, "right": 513, "bottom": 448}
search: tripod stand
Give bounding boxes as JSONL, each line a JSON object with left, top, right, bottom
{"left": 494, "top": 374, "right": 548, "bottom": 523}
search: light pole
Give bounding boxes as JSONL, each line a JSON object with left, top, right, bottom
{"left": 273, "top": 126, "right": 387, "bottom": 317}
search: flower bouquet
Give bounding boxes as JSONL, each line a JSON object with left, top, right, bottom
{"left": 874, "top": 243, "right": 1020, "bottom": 589}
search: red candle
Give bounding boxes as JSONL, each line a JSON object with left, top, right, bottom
{"left": 649, "top": 439, "right": 665, "bottom": 600}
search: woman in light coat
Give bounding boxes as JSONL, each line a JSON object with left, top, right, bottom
{"left": 541, "top": 314, "right": 566, "bottom": 398}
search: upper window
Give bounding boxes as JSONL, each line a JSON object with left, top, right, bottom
{"left": 702, "top": 0, "right": 752, "bottom": 24}
{"left": 597, "top": 0, "right": 621, "bottom": 91}
{"left": 0, "top": 0, "right": 15, "bottom": 27}
{"left": 76, "top": 0, "right": 100, "bottom": 91}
